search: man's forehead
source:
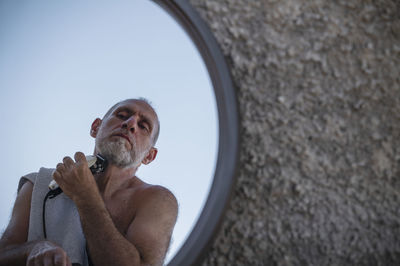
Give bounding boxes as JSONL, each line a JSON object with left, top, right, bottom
{"left": 114, "top": 99, "right": 156, "bottom": 117}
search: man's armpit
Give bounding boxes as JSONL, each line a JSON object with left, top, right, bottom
{"left": 18, "top": 172, "right": 37, "bottom": 193}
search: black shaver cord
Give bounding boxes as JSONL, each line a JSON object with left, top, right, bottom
{"left": 42, "top": 187, "right": 62, "bottom": 238}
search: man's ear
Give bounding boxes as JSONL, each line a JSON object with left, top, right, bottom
{"left": 142, "top": 147, "right": 158, "bottom": 165}
{"left": 90, "top": 118, "right": 102, "bottom": 138}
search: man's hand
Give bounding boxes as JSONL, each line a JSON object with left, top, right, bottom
{"left": 52, "top": 152, "right": 98, "bottom": 203}
{"left": 27, "top": 241, "right": 71, "bottom": 266}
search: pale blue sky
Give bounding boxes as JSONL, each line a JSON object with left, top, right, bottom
{"left": 0, "top": 0, "right": 218, "bottom": 263}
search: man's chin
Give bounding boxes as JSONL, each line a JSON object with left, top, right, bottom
{"left": 97, "top": 142, "right": 135, "bottom": 168}
{"left": 105, "top": 154, "right": 135, "bottom": 168}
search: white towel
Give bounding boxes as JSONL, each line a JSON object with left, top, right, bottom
{"left": 19, "top": 168, "right": 89, "bottom": 266}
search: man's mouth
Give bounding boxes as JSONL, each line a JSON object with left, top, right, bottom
{"left": 113, "top": 134, "right": 132, "bottom": 145}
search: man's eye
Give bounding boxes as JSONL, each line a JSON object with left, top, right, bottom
{"left": 139, "top": 123, "right": 149, "bottom": 131}
{"left": 117, "top": 113, "right": 126, "bottom": 119}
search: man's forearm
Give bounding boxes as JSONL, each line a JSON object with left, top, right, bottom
{"left": 0, "top": 241, "right": 36, "bottom": 266}
{"left": 75, "top": 193, "right": 141, "bottom": 266}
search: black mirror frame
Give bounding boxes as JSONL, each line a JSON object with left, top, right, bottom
{"left": 151, "top": 0, "right": 239, "bottom": 265}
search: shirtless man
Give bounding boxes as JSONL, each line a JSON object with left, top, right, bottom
{"left": 0, "top": 99, "right": 178, "bottom": 266}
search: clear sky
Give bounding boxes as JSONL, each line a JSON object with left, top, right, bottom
{"left": 0, "top": 0, "right": 218, "bottom": 263}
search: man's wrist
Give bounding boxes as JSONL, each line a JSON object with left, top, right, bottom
{"left": 73, "top": 187, "right": 103, "bottom": 210}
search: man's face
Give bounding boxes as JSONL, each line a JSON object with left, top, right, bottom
{"left": 92, "top": 99, "right": 158, "bottom": 168}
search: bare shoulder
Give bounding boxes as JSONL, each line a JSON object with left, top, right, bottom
{"left": 127, "top": 179, "right": 178, "bottom": 228}
{"left": 135, "top": 183, "right": 178, "bottom": 215}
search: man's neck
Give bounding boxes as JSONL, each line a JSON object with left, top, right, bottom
{"left": 94, "top": 164, "right": 138, "bottom": 197}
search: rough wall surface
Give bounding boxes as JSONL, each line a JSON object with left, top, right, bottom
{"left": 187, "top": 0, "right": 400, "bottom": 265}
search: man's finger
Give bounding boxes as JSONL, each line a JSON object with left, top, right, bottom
{"left": 56, "top": 163, "right": 65, "bottom": 172}
{"left": 74, "top": 152, "right": 86, "bottom": 164}
{"left": 53, "top": 250, "right": 66, "bottom": 266}
{"left": 43, "top": 254, "right": 53, "bottom": 266}
{"left": 63, "top": 156, "right": 75, "bottom": 167}
{"left": 52, "top": 171, "right": 61, "bottom": 181}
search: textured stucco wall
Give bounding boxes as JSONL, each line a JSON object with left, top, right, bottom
{"left": 188, "top": 0, "right": 400, "bottom": 265}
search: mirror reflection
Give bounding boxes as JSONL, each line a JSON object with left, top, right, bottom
{"left": 0, "top": 0, "right": 218, "bottom": 263}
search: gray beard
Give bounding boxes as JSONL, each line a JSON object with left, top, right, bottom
{"left": 96, "top": 138, "right": 144, "bottom": 168}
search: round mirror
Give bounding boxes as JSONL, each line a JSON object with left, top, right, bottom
{"left": 0, "top": 0, "right": 220, "bottom": 264}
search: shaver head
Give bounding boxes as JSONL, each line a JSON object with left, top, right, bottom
{"left": 90, "top": 154, "right": 108, "bottom": 174}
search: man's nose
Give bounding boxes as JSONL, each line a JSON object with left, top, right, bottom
{"left": 122, "top": 116, "right": 137, "bottom": 132}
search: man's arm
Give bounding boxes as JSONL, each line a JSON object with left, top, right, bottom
{"left": 127, "top": 186, "right": 178, "bottom": 265}
{"left": 0, "top": 181, "right": 72, "bottom": 266}
{"left": 76, "top": 185, "right": 177, "bottom": 266}
{"left": 54, "top": 152, "right": 178, "bottom": 266}
{"left": 0, "top": 181, "right": 33, "bottom": 265}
